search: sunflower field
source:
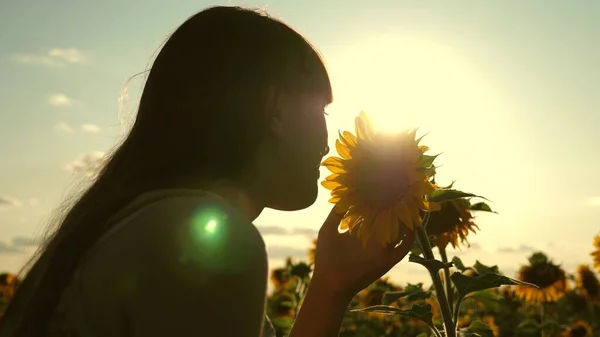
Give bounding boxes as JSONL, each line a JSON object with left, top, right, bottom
{"left": 0, "top": 111, "right": 599, "bottom": 336}
{"left": 265, "top": 234, "right": 600, "bottom": 337}
{"left": 0, "top": 237, "right": 599, "bottom": 336}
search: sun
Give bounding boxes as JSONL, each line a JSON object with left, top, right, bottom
{"left": 326, "top": 34, "right": 505, "bottom": 136}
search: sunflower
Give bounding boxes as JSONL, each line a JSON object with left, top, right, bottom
{"left": 0, "top": 273, "right": 19, "bottom": 318}
{"left": 269, "top": 267, "right": 292, "bottom": 292}
{"left": 515, "top": 252, "right": 568, "bottom": 304}
{"left": 0, "top": 273, "right": 18, "bottom": 298}
{"left": 561, "top": 320, "right": 593, "bottom": 337}
{"left": 482, "top": 316, "right": 500, "bottom": 337}
{"left": 321, "top": 111, "right": 439, "bottom": 247}
{"left": 591, "top": 235, "right": 600, "bottom": 273}
{"left": 426, "top": 199, "right": 480, "bottom": 249}
{"left": 575, "top": 265, "right": 600, "bottom": 303}
{"left": 357, "top": 277, "right": 401, "bottom": 308}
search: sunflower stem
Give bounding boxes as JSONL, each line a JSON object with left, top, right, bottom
{"left": 430, "top": 325, "right": 443, "bottom": 337}
{"left": 416, "top": 225, "right": 456, "bottom": 337}
{"left": 540, "top": 303, "right": 547, "bottom": 337}
{"left": 452, "top": 297, "right": 462, "bottom": 331}
{"left": 438, "top": 247, "right": 455, "bottom": 324}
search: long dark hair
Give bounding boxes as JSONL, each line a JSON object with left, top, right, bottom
{"left": 1, "top": 6, "right": 332, "bottom": 336}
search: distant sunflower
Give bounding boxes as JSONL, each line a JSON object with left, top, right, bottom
{"left": 307, "top": 238, "right": 317, "bottom": 265}
{"left": 321, "top": 111, "right": 439, "bottom": 247}
{"left": 515, "top": 252, "right": 568, "bottom": 304}
{"left": 561, "top": 320, "right": 593, "bottom": 337}
{"left": 269, "top": 267, "right": 292, "bottom": 292}
{"left": 0, "top": 273, "right": 19, "bottom": 299}
{"left": 0, "top": 273, "right": 19, "bottom": 318}
{"left": 357, "top": 277, "right": 401, "bottom": 308}
{"left": 482, "top": 316, "right": 500, "bottom": 337}
{"left": 575, "top": 265, "right": 600, "bottom": 303}
{"left": 426, "top": 199, "right": 480, "bottom": 249}
{"left": 591, "top": 235, "right": 600, "bottom": 273}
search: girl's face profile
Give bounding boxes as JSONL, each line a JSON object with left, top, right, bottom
{"left": 265, "top": 90, "right": 330, "bottom": 211}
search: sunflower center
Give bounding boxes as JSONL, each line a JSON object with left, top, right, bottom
{"left": 522, "top": 264, "right": 564, "bottom": 288}
{"left": 356, "top": 155, "right": 411, "bottom": 209}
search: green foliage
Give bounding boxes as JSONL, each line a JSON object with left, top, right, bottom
{"left": 409, "top": 254, "right": 453, "bottom": 274}
{"left": 452, "top": 256, "right": 467, "bottom": 271}
{"left": 472, "top": 261, "right": 500, "bottom": 275}
{"left": 382, "top": 283, "right": 431, "bottom": 304}
{"left": 451, "top": 272, "right": 538, "bottom": 302}
{"left": 429, "top": 189, "right": 486, "bottom": 203}
{"left": 352, "top": 303, "right": 435, "bottom": 328}
{"left": 463, "top": 320, "right": 495, "bottom": 337}
{"left": 468, "top": 202, "right": 496, "bottom": 213}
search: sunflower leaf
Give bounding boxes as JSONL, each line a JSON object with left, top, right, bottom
{"left": 473, "top": 260, "right": 500, "bottom": 275}
{"left": 467, "top": 290, "right": 501, "bottom": 309}
{"left": 410, "top": 246, "right": 424, "bottom": 256}
{"left": 441, "top": 180, "right": 456, "bottom": 189}
{"left": 451, "top": 272, "right": 539, "bottom": 301}
{"left": 269, "top": 316, "right": 294, "bottom": 334}
{"left": 469, "top": 202, "right": 497, "bottom": 213}
{"left": 517, "top": 318, "right": 541, "bottom": 330}
{"left": 382, "top": 283, "right": 431, "bottom": 304}
{"left": 420, "top": 154, "right": 439, "bottom": 168}
{"left": 351, "top": 304, "right": 434, "bottom": 327}
{"left": 461, "top": 320, "right": 495, "bottom": 337}
{"left": 429, "top": 189, "right": 487, "bottom": 203}
{"left": 409, "top": 254, "right": 453, "bottom": 274}
{"left": 452, "top": 256, "right": 467, "bottom": 271}
{"left": 290, "top": 262, "right": 312, "bottom": 280}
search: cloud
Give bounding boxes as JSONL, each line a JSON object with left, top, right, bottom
{"left": 0, "top": 195, "right": 22, "bottom": 211}
{"left": 586, "top": 197, "right": 600, "bottom": 207}
{"left": 64, "top": 151, "right": 106, "bottom": 178}
{"left": 256, "top": 225, "right": 317, "bottom": 238}
{"left": 48, "top": 48, "right": 86, "bottom": 64}
{"left": 0, "top": 242, "right": 22, "bottom": 254}
{"left": 266, "top": 245, "right": 308, "bottom": 259}
{"left": 496, "top": 244, "right": 536, "bottom": 254}
{"left": 54, "top": 122, "right": 74, "bottom": 133}
{"left": 11, "top": 48, "right": 86, "bottom": 67}
{"left": 0, "top": 236, "right": 40, "bottom": 254}
{"left": 48, "top": 93, "right": 73, "bottom": 107}
{"left": 81, "top": 124, "right": 101, "bottom": 133}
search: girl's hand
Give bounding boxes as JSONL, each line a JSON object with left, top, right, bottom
{"left": 311, "top": 206, "right": 415, "bottom": 297}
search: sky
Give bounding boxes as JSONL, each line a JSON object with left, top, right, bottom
{"left": 0, "top": 0, "right": 599, "bottom": 285}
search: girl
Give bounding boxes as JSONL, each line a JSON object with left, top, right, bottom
{"left": 0, "top": 6, "right": 414, "bottom": 336}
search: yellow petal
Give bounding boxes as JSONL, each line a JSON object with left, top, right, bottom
{"left": 423, "top": 201, "right": 441, "bottom": 212}
{"left": 418, "top": 180, "right": 436, "bottom": 195}
{"left": 396, "top": 202, "right": 414, "bottom": 231}
{"left": 341, "top": 131, "right": 357, "bottom": 147}
{"left": 321, "top": 180, "right": 342, "bottom": 190}
{"left": 340, "top": 214, "right": 357, "bottom": 231}
{"left": 384, "top": 209, "right": 398, "bottom": 245}
{"left": 342, "top": 211, "right": 361, "bottom": 231}
{"left": 321, "top": 157, "right": 346, "bottom": 171}
{"left": 335, "top": 139, "right": 352, "bottom": 160}
{"left": 355, "top": 111, "right": 374, "bottom": 140}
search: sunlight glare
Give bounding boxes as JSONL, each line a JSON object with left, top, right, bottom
{"left": 326, "top": 34, "right": 503, "bottom": 136}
